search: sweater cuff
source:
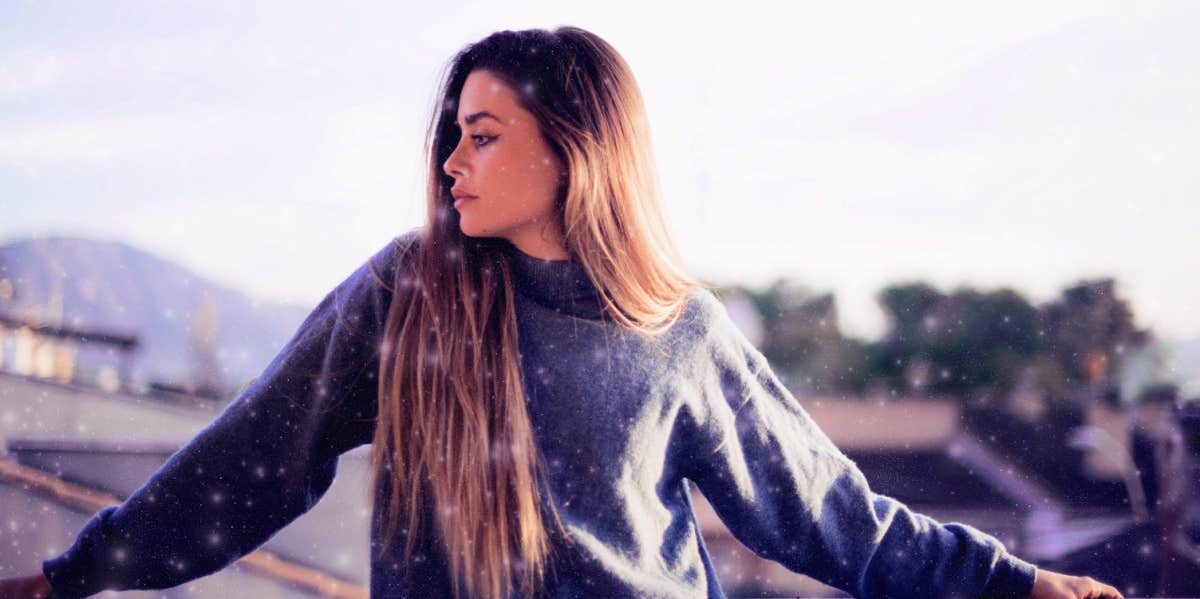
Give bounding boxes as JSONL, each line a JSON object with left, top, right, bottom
{"left": 42, "top": 505, "right": 119, "bottom": 599}
{"left": 980, "top": 549, "right": 1038, "bottom": 599}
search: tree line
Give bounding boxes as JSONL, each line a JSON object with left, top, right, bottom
{"left": 716, "top": 277, "right": 1162, "bottom": 408}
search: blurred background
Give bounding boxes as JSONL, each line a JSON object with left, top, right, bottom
{"left": 2, "top": 1, "right": 1198, "bottom": 597}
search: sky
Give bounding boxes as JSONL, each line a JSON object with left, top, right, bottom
{"left": 2, "top": 1, "right": 1197, "bottom": 342}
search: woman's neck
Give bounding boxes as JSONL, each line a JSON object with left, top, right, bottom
{"left": 503, "top": 239, "right": 604, "bottom": 320}
{"left": 505, "top": 225, "right": 569, "bottom": 261}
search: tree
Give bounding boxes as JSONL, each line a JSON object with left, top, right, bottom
{"left": 1038, "top": 278, "right": 1152, "bottom": 396}
{"left": 872, "top": 283, "right": 1040, "bottom": 401}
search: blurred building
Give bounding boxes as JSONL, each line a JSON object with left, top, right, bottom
{"left": 0, "top": 313, "right": 138, "bottom": 394}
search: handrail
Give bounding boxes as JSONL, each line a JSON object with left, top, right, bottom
{"left": 0, "top": 458, "right": 368, "bottom": 599}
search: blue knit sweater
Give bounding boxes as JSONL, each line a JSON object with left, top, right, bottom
{"left": 42, "top": 227, "right": 1038, "bottom": 598}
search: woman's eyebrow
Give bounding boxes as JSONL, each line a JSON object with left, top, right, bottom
{"left": 454, "top": 111, "right": 505, "bottom": 128}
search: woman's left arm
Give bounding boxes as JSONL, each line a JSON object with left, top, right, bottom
{"left": 679, "top": 292, "right": 1121, "bottom": 598}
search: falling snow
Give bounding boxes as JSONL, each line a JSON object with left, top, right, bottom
{"left": 0, "top": 229, "right": 1191, "bottom": 599}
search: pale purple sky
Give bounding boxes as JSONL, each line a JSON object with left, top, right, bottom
{"left": 3, "top": 1, "right": 1197, "bottom": 341}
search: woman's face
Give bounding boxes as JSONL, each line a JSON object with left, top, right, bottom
{"left": 442, "top": 69, "right": 568, "bottom": 259}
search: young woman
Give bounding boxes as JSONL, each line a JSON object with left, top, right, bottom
{"left": 2, "top": 26, "right": 1123, "bottom": 599}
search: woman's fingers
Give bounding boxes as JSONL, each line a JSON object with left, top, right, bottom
{"left": 1031, "top": 568, "right": 1124, "bottom": 599}
{"left": 1085, "top": 578, "right": 1124, "bottom": 599}
{"left": 1075, "top": 574, "right": 1123, "bottom": 598}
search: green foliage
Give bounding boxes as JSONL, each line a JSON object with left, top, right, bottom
{"left": 741, "top": 281, "right": 867, "bottom": 393}
{"left": 871, "top": 283, "right": 1042, "bottom": 397}
{"left": 1038, "top": 279, "right": 1152, "bottom": 387}
{"left": 730, "top": 276, "right": 1154, "bottom": 405}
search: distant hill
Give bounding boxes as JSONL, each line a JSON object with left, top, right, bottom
{"left": 0, "top": 236, "right": 313, "bottom": 397}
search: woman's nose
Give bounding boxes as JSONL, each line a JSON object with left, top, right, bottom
{"left": 443, "top": 143, "right": 466, "bottom": 178}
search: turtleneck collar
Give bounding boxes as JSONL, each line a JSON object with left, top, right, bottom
{"left": 503, "top": 241, "right": 606, "bottom": 320}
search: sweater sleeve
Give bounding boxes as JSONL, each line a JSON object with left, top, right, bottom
{"left": 41, "top": 232, "right": 418, "bottom": 598}
{"left": 682, "top": 293, "right": 1038, "bottom": 599}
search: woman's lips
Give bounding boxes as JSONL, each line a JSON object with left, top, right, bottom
{"left": 453, "top": 195, "right": 476, "bottom": 209}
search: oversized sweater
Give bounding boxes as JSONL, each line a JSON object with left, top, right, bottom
{"left": 42, "top": 227, "right": 1039, "bottom": 598}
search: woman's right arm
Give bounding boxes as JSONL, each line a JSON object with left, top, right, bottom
{"left": 24, "top": 231, "right": 416, "bottom": 599}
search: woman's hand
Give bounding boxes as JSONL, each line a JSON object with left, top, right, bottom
{"left": 0, "top": 573, "right": 55, "bottom": 598}
{"left": 1028, "top": 567, "right": 1124, "bottom": 599}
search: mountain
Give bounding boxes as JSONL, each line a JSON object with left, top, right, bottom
{"left": 0, "top": 235, "right": 313, "bottom": 398}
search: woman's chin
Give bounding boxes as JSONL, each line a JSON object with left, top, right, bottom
{"left": 458, "top": 218, "right": 508, "bottom": 238}
{"left": 457, "top": 220, "right": 488, "bottom": 238}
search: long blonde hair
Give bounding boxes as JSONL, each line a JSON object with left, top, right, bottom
{"left": 368, "top": 26, "right": 700, "bottom": 599}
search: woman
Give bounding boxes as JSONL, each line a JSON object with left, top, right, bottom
{"left": 1, "top": 26, "right": 1123, "bottom": 599}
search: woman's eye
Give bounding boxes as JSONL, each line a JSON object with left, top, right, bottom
{"left": 472, "top": 134, "right": 496, "bottom": 148}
